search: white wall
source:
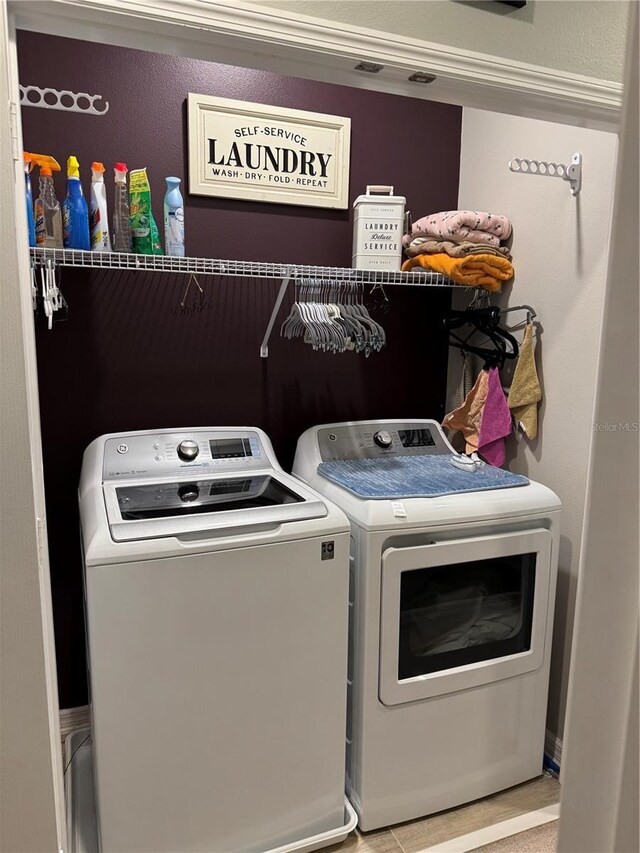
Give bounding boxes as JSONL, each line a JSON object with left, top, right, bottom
{"left": 249, "top": 0, "right": 630, "bottom": 83}
{"left": 0, "top": 9, "right": 65, "bottom": 853}
{"left": 558, "top": 8, "right": 638, "bottom": 849}
{"left": 454, "top": 109, "right": 618, "bottom": 742}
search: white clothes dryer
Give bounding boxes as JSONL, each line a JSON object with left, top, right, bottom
{"left": 78, "top": 427, "right": 352, "bottom": 853}
{"left": 293, "top": 419, "right": 561, "bottom": 831}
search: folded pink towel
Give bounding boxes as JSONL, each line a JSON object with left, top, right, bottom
{"left": 403, "top": 210, "right": 512, "bottom": 249}
{"left": 477, "top": 367, "right": 512, "bottom": 467}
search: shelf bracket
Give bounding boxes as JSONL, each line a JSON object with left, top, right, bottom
{"left": 260, "top": 275, "right": 291, "bottom": 358}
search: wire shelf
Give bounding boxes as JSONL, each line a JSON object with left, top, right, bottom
{"left": 30, "top": 248, "right": 455, "bottom": 288}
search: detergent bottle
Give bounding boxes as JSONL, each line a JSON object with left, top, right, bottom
{"left": 32, "top": 154, "right": 63, "bottom": 249}
{"left": 112, "top": 163, "right": 132, "bottom": 252}
{"left": 62, "top": 155, "right": 90, "bottom": 250}
{"left": 90, "top": 162, "right": 112, "bottom": 251}
{"left": 129, "top": 167, "right": 162, "bottom": 255}
{"left": 163, "top": 176, "right": 185, "bottom": 257}
{"left": 23, "top": 152, "right": 36, "bottom": 247}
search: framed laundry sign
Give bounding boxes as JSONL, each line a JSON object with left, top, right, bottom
{"left": 188, "top": 94, "right": 351, "bottom": 209}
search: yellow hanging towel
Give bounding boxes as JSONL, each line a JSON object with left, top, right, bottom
{"left": 507, "top": 323, "right": 542, "bottom": 439}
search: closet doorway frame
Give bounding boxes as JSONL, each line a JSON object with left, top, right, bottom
{"left": 0, "top": 3, "right": 627, "bottom": 851}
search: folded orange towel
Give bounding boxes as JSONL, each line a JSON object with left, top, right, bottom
{"left": 402, "top": 252, "right": 514, "bottom": 292}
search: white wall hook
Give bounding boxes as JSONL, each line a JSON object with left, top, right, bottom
{"left": 508, "top": 151, "right": 582, "bottom": 195}
{"left": 20, "top": 84, "right": 109, "bottom": 115}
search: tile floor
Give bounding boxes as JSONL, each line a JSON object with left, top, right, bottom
{"left": 326, "top": 775, "right": 561, "bottom": 853}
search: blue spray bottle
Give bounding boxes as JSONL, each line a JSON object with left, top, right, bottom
{"left": 62, "top": 155, "right": 90, "bottom": 250}
{"left": 163, "top": 176, "right": 185, "bottom": 257}
{"left": 24, "top": 152, "right": 36, "bottom": 247}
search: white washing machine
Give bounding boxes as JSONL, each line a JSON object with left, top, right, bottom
{"left": 78, "top": 427, "right": 353, "bottom": 853}
{"left": 293, "top": 419, "right": 561, "bottom": 830}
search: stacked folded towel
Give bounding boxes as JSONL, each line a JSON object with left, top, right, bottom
{"left": 402, "top": 253, "right": 513, "bottom": 292}
{"left": 402, "top": 210, "right": 514, "bottom": 290}
{"left": 405, "top": 238, "right": 512, "bottom": 261}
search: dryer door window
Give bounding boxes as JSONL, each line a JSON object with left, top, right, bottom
{"left": 379, "top": 528, "right": 553, "bottom": 706}
{"left": 398, "top": 552, "right": 536, "bottom": 680}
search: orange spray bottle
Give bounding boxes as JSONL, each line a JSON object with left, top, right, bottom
{"left": 32, "top": 154, "right": 63, "bottom": 248}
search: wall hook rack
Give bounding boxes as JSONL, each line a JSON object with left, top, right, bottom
{"left": 20, "top": 84, "right": 109, "bottom": 115}
{"left": 508, "top": 152, "right": 582, "bottom": 195}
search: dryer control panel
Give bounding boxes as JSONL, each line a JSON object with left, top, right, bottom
{"left": 103, "top": 429, "right": 267, "bottom": 481}
{"left": 317, "top": 420, "right": 452, "bottom": 462}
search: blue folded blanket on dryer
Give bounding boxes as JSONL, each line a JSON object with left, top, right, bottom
{"left": 317, "top": 454, "right": 529, "bottom": 499}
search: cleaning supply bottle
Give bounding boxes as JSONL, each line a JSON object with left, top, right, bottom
{"left": 112, "top": 163, "right": 132, "bottom": 252}
{"left": 129, "top": 167, "right": 163, "bottom": 255}
{"left": 89, "top": 162, "right": 112, "bottom": 251}
{"left": 62, "top": 155, "right": 90, "bottom": 250}
{"left": 32, "top": 154, "right": 63, "bottom": 249}
{"left": 163, "top": 176, "right": 185, "bottom": 257}
{"left": 23, "top": 152, "right": 36, "bottom": 247}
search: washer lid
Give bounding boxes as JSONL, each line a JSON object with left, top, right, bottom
{"left": 104, "top": 473, "right": 327, "bottom": 542}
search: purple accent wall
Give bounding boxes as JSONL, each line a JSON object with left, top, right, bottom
{"left": 18, "top": 31, "right": 462, "bottom": 709}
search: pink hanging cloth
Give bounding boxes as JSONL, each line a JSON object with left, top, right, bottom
{"left": 477, "top": 367, "right": 512, "bottom": 467}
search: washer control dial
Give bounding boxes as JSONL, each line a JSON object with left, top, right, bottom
{"left": 373, "top": 430, "right": 393, "bottom": 449}
{"left": 177, "top": 483, "right": 200, "bottom": 502}
{"left": 177, "top": 439, "right": 199, "bottom": 461}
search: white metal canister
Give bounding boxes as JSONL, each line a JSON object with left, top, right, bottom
{"left": 352, "top": 185, "right": 406, "bottom": 271}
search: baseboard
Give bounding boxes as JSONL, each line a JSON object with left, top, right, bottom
{"left": 59, "top": 705, "right": 90, "bottom": 742}
{"left": 544, "top": 728, "right": 563, "bottom": 768}
{"left": 418, "top": 803, "right": 560, "bottom": 853}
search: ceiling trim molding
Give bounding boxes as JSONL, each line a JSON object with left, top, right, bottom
{"left": 11, "top": 0, "right": 623, "bottom": 129}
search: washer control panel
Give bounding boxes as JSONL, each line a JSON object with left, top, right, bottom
{"left": 317, "top": 421, "right": 452, "bottom": 461}
{"left": 103, "top": 430, "right": 265, "bottom": 481}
